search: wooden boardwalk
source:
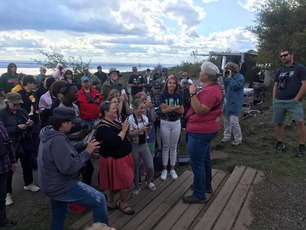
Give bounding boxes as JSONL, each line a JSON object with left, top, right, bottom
{"left": 71, "top": 166, "right": 264, "bottom": 230}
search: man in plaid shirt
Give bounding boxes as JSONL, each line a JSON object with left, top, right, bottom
{"left": 0, "top": 121, "right": 17, "bottom": 227}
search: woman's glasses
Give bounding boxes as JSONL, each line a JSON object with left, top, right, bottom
{"left": 103, "top": 101, "right": 110, "bottom": 110}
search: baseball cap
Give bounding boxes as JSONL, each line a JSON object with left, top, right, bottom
{"left": 6, "top": 92, "right": 24, "bottom": 104}
{"left": 181, "top": 79, "right": 189, "bottom": 84}
{"left": 152, "top": 81, "right": 161, "bottom": 88}
{"left": 81, "top": 76, "right": 90, "bottom": 82}
{"left": 53, "top": 107, "right": 81, "bottom": 123}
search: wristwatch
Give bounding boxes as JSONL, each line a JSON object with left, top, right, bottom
{"left": 190, "top": 93, "right": 196, "bottom": 97}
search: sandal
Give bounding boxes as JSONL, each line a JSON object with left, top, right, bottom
{"left": 107, "top": 204, "right": 118, "bottom": 211}
{"left": 119, "top": 204, "right": 135, "bottom": 215}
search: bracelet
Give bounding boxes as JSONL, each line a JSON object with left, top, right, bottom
{"left": 190, "top": 93, "right": 196, "bottom": 97}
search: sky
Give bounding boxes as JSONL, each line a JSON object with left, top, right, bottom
{"left": 0, "top": 0, "right": 265, "bottom": 65}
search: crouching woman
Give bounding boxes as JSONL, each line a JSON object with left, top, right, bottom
{"left": 182, "top": 61, "right": 223, "bottom": 204}
{"left": 37, "top": 107, "right": 109, "bottom": 230}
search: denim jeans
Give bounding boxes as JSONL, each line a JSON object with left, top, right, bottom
{"left": 50, "top": 181, "right": 108, "bottom": 230}
{"left": 187, "top": 132, "right": 218, "bottom": 199}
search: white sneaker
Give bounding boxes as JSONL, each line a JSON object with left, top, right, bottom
{"left": 170, "top": 170, "right": 178, "bottom": 180}
{"left": 24, "top": 184, "right": 40, "bottom": 192}
{"left": 221, "top": 138, "right": 230, "bottom": 143}
{"left": 5, "top": 193, "right": 13, "bottom": 206}
{"left": 160, "top": 170, "right": 168, "bottom": 181}
{"left": 132, "top": 188, "right": 141, "bottom": 196}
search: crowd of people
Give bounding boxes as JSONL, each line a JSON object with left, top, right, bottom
{"left": 0, "top": 48, "right": 305, "bottom": 228}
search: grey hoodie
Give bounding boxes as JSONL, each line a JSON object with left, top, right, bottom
{"left": 37, "top": 126, "right": 90, "bottom": 197}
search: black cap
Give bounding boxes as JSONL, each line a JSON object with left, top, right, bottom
{"left": 152, "top": 81, "right": 160, "bottom": 88}
{"left": 53, "top": 107, "right": 81, "bottom": 123}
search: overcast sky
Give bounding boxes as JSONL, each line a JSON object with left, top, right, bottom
{"left": 0, "top": 0, "right": 263, "bottom": 65}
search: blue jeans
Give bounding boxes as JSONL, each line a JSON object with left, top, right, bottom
{"left": 50, "top": 181, "right": 108, "bottom": 230}
{"left": 187, "top": 132, "right": 218, "bottom": 199}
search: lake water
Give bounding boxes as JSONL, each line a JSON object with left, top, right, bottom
{"left": 0, "top": 60, "right": 177, "bottom": 75}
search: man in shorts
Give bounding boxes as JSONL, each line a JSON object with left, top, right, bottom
{"left": 273, "top": 48, "right": 306, "bottom": 157}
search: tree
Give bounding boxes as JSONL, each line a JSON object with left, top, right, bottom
{"left": 32, "top": 51, "right": 91, "bottom": 80}
{"left": 249, "top": 0, "right": 306, "bottom": 68}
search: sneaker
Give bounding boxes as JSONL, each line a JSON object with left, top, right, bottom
{"left": 190, "top": 184, "right": 213, "bottom": 193}
{"left": 146, "top": 182, "right": 156, "bottom": 191}
{"left": 275, "top": 142, "right": 286, "bottom": 152}
{"left": 221, "top": 138, "right": 230, "bottom": 143}
{"left": 132, "top": 188, "right": 141, "bottom": 196}
{"left": 160, "top": 170, "right": 168, "bottom": 181}
{"left": 24, "top": 184, "right": 40, "bottom": 192}
{"left": 231, "top": 140, "right": 242, "bottom": 147}
{"left": 5, "top": 193, "right": 13, "bottom": 206}
{"left": 295, "top": 145, "right": 305, "bottom": 158}
{"left": 182, "top": 195, "right": 208, "bottom": 204}
{"left": 170, "top": 169, "right": 178, "bottom": 180}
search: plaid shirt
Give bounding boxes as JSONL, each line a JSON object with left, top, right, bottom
{"left": 0, "top": 121, "right": 16, "bottom": 174}
{"left": 148, "top": 92, "right": 161, "bottom": 108}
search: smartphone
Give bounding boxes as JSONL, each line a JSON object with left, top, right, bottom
{"left": 121, "top": 89, "right": 126, "bottom": 95}
{"left": 146, "top": 122, "right": 153, "bottom": 127}
{"left": 86, "top": 129, "right": 96, "bottom": 144}
{"left": 147, "top": 95, "right": 151, "bottom": 102}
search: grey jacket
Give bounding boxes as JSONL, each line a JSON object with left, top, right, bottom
{"left": 37, "top": 126, "right": 90, "bottom": 197}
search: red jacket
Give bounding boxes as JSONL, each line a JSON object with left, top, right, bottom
{"left": 76, "top": 87, "right": 104, "bottom": 120}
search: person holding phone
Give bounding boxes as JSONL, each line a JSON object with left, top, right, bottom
{"left": 128, "top": 99, "right": 156, "bottom": 196}
{"left": 76, "top": 77, "right": 103, "bottom": 129}
{"left": 221, "top": 62, "right": 244, "bottom": 147}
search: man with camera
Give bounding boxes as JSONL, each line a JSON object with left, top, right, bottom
{"left": 273, "top": 48, "right": 306, "bottom": 157}
{"left": 221, "top": 62, "right": 244, "bottom": 147}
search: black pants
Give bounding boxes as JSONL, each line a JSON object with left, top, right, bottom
{"left": 0, "top": 173, "right": 8, "bottom": 223}
{"left": 7, "top": 148, "right": 33, "bottom": 194}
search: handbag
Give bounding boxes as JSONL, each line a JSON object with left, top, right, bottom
{"left": 0, "top": 139, "right": 13, "bottom": 157}
{"left": 15, "top": 140, "right": 25, "bottom": 156}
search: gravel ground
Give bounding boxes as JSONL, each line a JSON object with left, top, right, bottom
{"left": 250, "top": 177, "right": 306, "bottom": 230}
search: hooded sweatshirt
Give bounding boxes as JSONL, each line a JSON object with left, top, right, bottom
{"left": 37, "top": 126, "right": 90, "bottom": 197}
{"left": 0, "top": 63, "right": 19, "bottom": 94}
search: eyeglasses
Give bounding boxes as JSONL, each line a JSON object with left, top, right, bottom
{"left": 13, "top": 103, "right": 21, "bottom": 106}
{"left": 280, "top": 53, "right": 289, "bottom": 58}
{"left": 103, "top": 101, "right": 110, "bottom": 110}
{"left": 42, "top": 70, "right": 47, "bottom": 72}
{"left": 66, "top": 73, "right": 72, "bottom": 75}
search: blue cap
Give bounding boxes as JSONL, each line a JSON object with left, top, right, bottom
{"left": 81, "top": 76, "right": 90, "bottom": 82}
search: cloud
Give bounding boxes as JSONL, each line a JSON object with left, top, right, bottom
{"left": 237, "top": 0, "right": 268, "bottom": 12}
{"left": 0, "top": 0, "right": 258, "bottom": 64}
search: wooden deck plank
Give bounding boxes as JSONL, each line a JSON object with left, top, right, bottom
{"left": 193, "top": 166, "right": 246, "bottom": 230}
{"left": 212, "top": 167, "right": 257, "bottom": 230}
{"left": 123, "top": 171, "right": 193, "bottom": 230}
{"left": 172, "top": 170, "right": 228, "bottom": 230}
{"left": 153, "top": 169, "right": 221, "bottom": 230}
{"left": 233, "top": 170, "right": 264, "bottom": 230}
{"left": 110, "top": 174, "right": 175, "bottom": 229}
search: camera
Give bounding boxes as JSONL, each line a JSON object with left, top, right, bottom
{"left": 138, "top": 133, "right": 146, "bottom": 144}
{"left": 224, "top": 69, "right": 231, "bottom": 76}
{"left": 278, "top": 72, "right": 290, "bottom": 89}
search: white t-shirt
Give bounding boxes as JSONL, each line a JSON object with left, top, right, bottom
{"left": 128, "top": 114, "right": 149, "bottom": 142}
